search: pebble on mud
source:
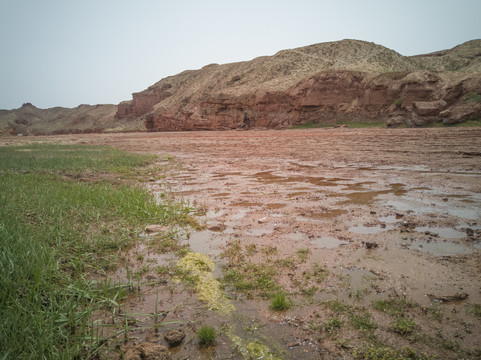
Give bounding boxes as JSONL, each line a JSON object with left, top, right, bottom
{"left": 164, "top": 329, "right": 186, "bottom": 347}
{"left": 363, "top": 241, "right": 379, "bottom": 249}
{"left": 145, "top": 225, "right": 168, "bottom": 234}
{"left": 123, "top": 343, "right": 171, "bottom": 360}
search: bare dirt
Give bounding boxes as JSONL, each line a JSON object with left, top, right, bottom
{"left": 5, "top": 127, "right": 481, "bottom": 359}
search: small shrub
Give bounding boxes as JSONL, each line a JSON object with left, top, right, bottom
{"left": 324, "top": 318, "right": 343, "bottom": 334}
{"left": 393, "top": 97, "right": 403, "bottom": 108}
{"left": 197, "top": 325, "right": 216, "bottom": 346}
{"left": 349, "top": 311, "right": 378, "bottom": 331}
{"left": 467, "top": 303, "right": 481, "bottom": 318}
{"left": 296, "top": 248, "right": 310, "bottom": 262}
{"left": 353, "top": 345, "right": 434, "bottom": 359}
{"left": 390, "top": 317, "right": 417, "bottom": 335}
{"left": 464, "top": 92, "right": 481, "bottom": 103}
{"left": 269, "top": 293, "right": 292, "bottom": 311}
{"left": 372, "top": 298, "right": 414, "bottom": 317}
{"left": 326, "top": 299, "right": 350, "bottom": 314}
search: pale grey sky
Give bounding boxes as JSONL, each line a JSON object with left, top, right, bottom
{"left": 1, "top": 0, "right": 480, "bottom": 109}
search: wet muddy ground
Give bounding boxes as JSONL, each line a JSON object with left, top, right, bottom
{"left": 6, "top": 127, "right": 481, "bottom": 359}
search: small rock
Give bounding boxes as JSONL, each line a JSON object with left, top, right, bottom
{"left": 258, "top": 217, "right": 268, "bottom": 224}
{"left": 208, "top": 224, "right": 226, "bottom": 232}
{"left": 145, "top": 225, "right": 168, "bottom": 234}
{"left": 164, "top": 328, "right": 186, "bottom": 347}
{"left": 124, "top": 343, "right": 171, "bottom": 360}
{"left": 148, "top": 177, "right": 156, "bottom": 182}
{"left": 363, "top": 241, "right": 378, "bottom": 249}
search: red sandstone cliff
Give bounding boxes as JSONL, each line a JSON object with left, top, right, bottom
{"left": 115, "top": 39, "right": 481, "bottom": 131}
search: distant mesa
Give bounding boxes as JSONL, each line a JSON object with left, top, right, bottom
{"left": 2, "top": 39, "right": 481, "bottom": 135}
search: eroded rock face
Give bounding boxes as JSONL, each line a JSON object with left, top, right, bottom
{"left": 142, "top": 70, "right": 481, "bottom": 130}
{"left": 112, "top": 40, "right": 480, "bottom": 131}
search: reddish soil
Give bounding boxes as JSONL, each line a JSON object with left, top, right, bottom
{"left": 6, "top": 127, "right": 481, "bottom": 359}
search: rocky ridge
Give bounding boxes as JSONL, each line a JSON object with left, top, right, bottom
{"left": 0, "top": 102, "right": 145, "bottom": 136}
{"left": 116, "top": 39, "right": 481, "bottom": 131}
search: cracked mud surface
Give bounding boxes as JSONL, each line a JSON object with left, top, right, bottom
{"left": 8, "top": 127, "right": 481, "bottom": 359}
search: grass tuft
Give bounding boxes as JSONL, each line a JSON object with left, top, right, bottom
{"left": 269, "top": 293, "right": 292, "bottom": 311}
{"left": 197, "top": 325, "right": 217, "bottom": 346}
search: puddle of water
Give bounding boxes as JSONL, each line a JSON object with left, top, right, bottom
{"left": 408, "top": 240, "right": 472, "bottom": 256}
{"left": 302, "top": 209, "right": 348, "bottom": 220}
{"left": 385, "top": 198, "right": 481, "bottom": 220}
{"left": 338, "top": 183, "right": 407, "bottom": 206}
{"left": 378, "top": 215, "right": 401, "bottom": 224}
{"left": 289, "top": 161, "right": 315, "bottom": 168}
{"left": 311, "top": 236, "right": 349, "bottom": 249}
{"left": 287, "top": 232, "right": 309, "bottom": 241}
{"left": 230, "top": 202, "right": 263, "bottom": 207}
{"left": 342, "top": 267, "right": 378, "bottom": 292}
{"left": 415, "top": 227, "right": 466, "bottom": 239}
{"left": 212, "top": 192, "right": 231, "bottom": 198}
{"left": 349, "top": 224, "right": 395, "bottom": 234}
{"left": 286, "top": 192, "right": 308, "bottom": 198}
{"left": 171, "top": 190, "right": 199, "bottom": 196}
{"left": 307, "top": 178, "right": 340, "bottom": 187}
{"left": 246, "top": 228, "right": 274, "bottom": 236}
{"left": 187, "top": 230, "right": 225, "bottom": 257}
{"left": 230, "top": 209, "right": 249, "bottom": 221}
{"left": 206, "top": 209, "right": 225, "bottom": 219}
{"left": 265, "top": 203, "right": 286, "bottom": 210}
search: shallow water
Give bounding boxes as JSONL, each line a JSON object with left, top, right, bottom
{"left": 414, "top": 226, "right": 466, "bottom": 239}
{"left": 408, "top": 240, "right": 472, "bottom": 256}
{"left": 310, "top": 236, "right": 349, "bottom": 249}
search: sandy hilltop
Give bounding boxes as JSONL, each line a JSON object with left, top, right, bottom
{"left": 2, "top": 39, "right": 481, "bottom": 135}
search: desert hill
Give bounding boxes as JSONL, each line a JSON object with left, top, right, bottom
{"left": 0, "top": 103, "right": 144, "bottom": 136}
{"left": 116, "top": 39, "right": 481, "bottom": 131}
{"left": 2, "top": 39, "right": 480, "bottom": 135}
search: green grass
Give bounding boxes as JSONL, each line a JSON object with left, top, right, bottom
{"left": 269, "top": 292, "right": 292, "bottom": 311}
{"left": 372, "top": 298, "right": 415, "bottom": 317}
{"left": 464, "top": 92, "right": 481, "bottom": 103}
{"left": 0, "top": 143, "right": 193, "bottom": 359}
{"left": 353, "top": 345, "right": 434, "bottom": 360}
{"left": 466, "top": 303, "right": 481, "bottom": 318}
{"left": 0, "top": 143, "right": 155, "bottom": 173}
{"left": 324, "top": 317, "right": 343, "bottom": 334}
{"left": 390, "top": 317, "right": 418, "bottom": 336}
{"left": 197, "top": 325, "right": 216, "bottom": 346}
{"left": 349, "top": 311, "right": 378, "bottom": 331}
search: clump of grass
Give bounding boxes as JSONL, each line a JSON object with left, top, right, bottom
{"left": 466, "top": 303, "right": 481, "bottom": 318}
{"left": 269, "top": 292, "right": 292, "bottom": 311}
{"left": 390, "top": 317, "right": 417, "bottom": 335}
{"left": 324, "top": 317, "right": 343, "bottom": 334}
{"left": 326, "top": 299, "right": 351, "bottom": 314}
{"left": 372, "top": 298, "right": 415, "bottom": 317}
{"left": 464, "top": 91, "right": 481, "bottom": 103}
{"left": 197, "top": 325, "right": 216, "bottom": 346}
{"left": 353, "top": 344, "right": 434, "bottom": 359}
{"left": 223, "top": 264, "right": 280, "bottom": 299}
{"left": 349, "top": 311, "right": 378, "bottom": 331}
{"left": 296, "top": 248, "right": 310, "bottom": 262}
{"left": 393, "top": 97, "right": 403, "bottom": 108}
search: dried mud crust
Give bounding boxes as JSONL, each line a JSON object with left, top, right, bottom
{"left": 14, "top": 128, "right": 481, "bottom": 359}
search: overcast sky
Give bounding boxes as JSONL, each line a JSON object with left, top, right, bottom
{"left": 1, "top": 0, "right": 480, "bottom": 110}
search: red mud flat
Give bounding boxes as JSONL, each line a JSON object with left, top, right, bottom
{"left": 6, "top": 127, "right": 481, "bottom": 359}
